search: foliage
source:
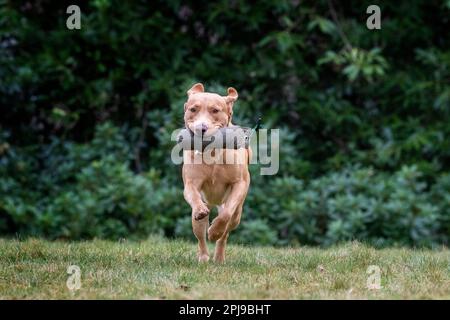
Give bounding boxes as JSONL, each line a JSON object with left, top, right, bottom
{"left": 248, "top": 166, "right": 447, "bottom": 247}
{"left": 0, "top": 0, "right": 449, "bottom": 246}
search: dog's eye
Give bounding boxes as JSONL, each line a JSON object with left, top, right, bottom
{"left": 211, "top": 108, "right": 220, "bottom": 114}
{"left": 189, "top": 107, "right": 197, "bottom": 113}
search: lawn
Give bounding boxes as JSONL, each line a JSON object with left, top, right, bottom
{"left": 0, "top": 236, "right": 449, "bottom": 299}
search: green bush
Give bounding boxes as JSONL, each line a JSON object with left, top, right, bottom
{"left": 0, "top": 123, "right": 186, "bottom": 239}
{"left": 242, "top": 166, "right": 447, "bottom": 247}
{"left": 0, "top": 0, "right": 449, "bottom": 246}
{"left": 234, "top": 219, "right": 279, "bottom": 246}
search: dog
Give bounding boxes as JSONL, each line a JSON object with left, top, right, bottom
{"left": 182, "top": 83, "right": 251, "bottom": 263}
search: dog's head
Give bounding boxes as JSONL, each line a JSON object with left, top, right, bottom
{"left": 184, "top": 83, "right": 238, "bottom": 136}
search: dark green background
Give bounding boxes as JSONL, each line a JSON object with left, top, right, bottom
{"left": 1, "top": 0, "right": 449, "bottom": 246}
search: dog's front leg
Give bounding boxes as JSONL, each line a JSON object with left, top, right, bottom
{"left": 208, "top": 180, "right": 249, "bottom": 243}
{"left": 184, "top": 180, "right": 210, "bottom": 262}
{"left": 183, "top": 180, "right": 209, "bottom": 220}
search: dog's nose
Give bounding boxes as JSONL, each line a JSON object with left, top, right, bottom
{"left": 195, "top": 123, "right": 208, "bottom": 134}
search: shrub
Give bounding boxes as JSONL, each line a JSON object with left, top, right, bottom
{"left": 0, "top": 1, "right": 449, "bottom": 246}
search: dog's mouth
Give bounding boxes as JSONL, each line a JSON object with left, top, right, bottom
{"left": 187, "top": 124, "right": 223, "bottom": 137}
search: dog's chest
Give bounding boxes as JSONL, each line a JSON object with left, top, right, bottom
{"left": 183, "top": 149, "right": 248, "bottom": 205}
{"left": 199, "top": 165, "right": 240, "bottom": 205}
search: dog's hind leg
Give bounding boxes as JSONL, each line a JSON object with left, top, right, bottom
{"left": 213, "top": 205, "right": 243, "bottom": 263}
{"left": 192, "top": 214, "right": 210, "bottom": 262}
{"left": 213, "top": 232, "right": 229, "bottom": 263}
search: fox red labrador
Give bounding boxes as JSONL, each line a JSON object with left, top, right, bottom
{"left": 182, "top": 83, "right": 251, "bottom": 263}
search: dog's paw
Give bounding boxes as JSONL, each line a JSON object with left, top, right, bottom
{"left": 193, "top": 203, "right": 210, "bottom": 221}
{"left": 198, "top": 254, "right": 210, "bottom": 263}
{"left": 208, "top": 217, "right": 228, "bottom": 241}
{"left": 213, "top": 253, "right": 225, "bottom": 264}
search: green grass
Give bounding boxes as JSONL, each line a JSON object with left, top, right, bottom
{"left": 0, "top": 236, "right": 449, "bottom": 299}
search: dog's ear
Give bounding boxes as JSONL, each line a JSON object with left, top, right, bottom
{"left": 187, "top": 83, "right": 204, "bottom": 96}
{"left": 225, "top": 87, "right": 238, "bottom": 104}
{"left": 224, "top": 87, "right": 238, "bottom": 124}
